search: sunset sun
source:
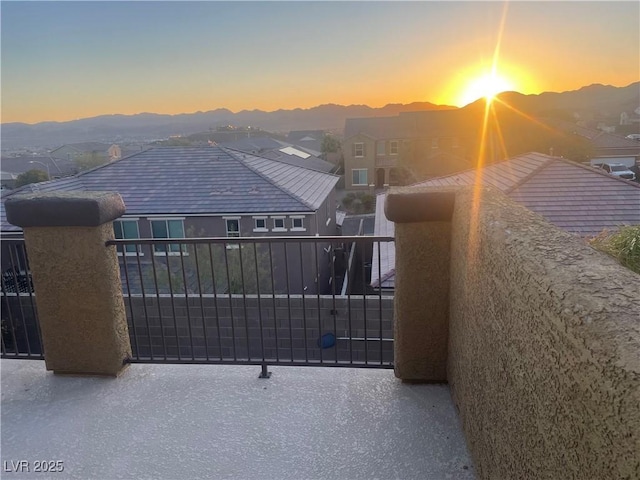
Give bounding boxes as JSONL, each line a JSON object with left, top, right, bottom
{"left": 459, "top": 72, "right": 515, "bottom": 106}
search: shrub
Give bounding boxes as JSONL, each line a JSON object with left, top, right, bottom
{"left": 590, "top": 225, "right": 640, "bottom": 274}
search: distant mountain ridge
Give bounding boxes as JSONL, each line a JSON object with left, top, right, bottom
{"left": 1, "top": 102, "right": 454, "bottom": 149}
{"left": 2, "top": 81, "right": 638, "bottom": 149}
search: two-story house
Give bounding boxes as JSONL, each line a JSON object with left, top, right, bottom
{"left": 342, "top": 110, "right": 474, "bottom": 190}
{"left": 1, "top": 146, "right": 340, "bottom": 294}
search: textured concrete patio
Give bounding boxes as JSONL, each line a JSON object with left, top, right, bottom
{"left": 1, "top": 360, "right": 473, "bottom": 479}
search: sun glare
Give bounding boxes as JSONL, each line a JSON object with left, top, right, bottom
{"left": 459, "top": 73, "right": 515, "bottom": 106}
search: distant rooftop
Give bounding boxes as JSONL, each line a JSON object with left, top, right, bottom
{"left": 1, "top": 147, "right": 340, "bottom": 232}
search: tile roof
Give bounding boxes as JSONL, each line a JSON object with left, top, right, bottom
{"left": 371, "top": 193, "right": 395, "bottom": 289}
{"left": 1, "top": 147, "right": 339, "bottom": 232}
{"left": 414, "top": 152, "right": 640, "bottom": 236}
{"left": 371, "top": 152, "right": 640, "bottom": 287}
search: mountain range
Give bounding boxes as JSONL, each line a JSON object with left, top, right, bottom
{"left": 2, "top": 82, "right": 638, "bottom": 150}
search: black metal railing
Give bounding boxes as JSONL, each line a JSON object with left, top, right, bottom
{"left": 1, "top": 238, "right": 43, "bottom": 359}
{"left": 106, "top": 236, "right": 395, "bottom": 369}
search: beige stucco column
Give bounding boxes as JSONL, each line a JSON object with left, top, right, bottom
{"left": 385, "top": 187, "right": 457, "bottom": 382}
{"left": 5, "top": 192, "right": 131, "bottom": 376}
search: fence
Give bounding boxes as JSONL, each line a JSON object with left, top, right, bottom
{"left": 1, "top": 235, "right": 395, "bottom": 369}
{"left": 1, "top": 238, "right": 43, "bottom": 359}
{"left": 109, "top": 236, "right": 395, "bottom": 370}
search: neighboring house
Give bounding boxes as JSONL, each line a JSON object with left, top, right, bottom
{"left": 287, "top": 130, "right": 325, "bottom": 157}
{"left": 548, "top": 119, "right": 640, "bottom": 166}
{"left": 219, "top": 137, "right": 336, "bottom": 174}
{"left": 50, "top": 142, "right": 122, "bottom": 162}
{"left": 343, "top": 110, "right": 473, "bottom": 190}
{"left": 1, "top": 146, "right": 340, "bottom": 294}
{"left": 0, "top": 155, "right": 78, "bottom": 180}
{"left": 371, "top": 151, "right": 640, "bottom": 290}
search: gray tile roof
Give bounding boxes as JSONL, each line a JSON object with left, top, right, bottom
{"left": 371, "top": 151, "right": 640, "bottom": 287}
{"left": 414, "top": 152, "right": 640, "bottom": 236}
{"left": 1, "top": 147, "right": 339, "bottom": 232}
{"left": 221, "top": 138, "right": 334, "bottom": 173}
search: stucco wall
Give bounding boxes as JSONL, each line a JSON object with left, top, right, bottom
{"left": 447, "top": 187, "right": 640, "bottom": 479}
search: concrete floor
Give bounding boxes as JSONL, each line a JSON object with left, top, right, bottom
{"left": 1, "top": 360, "right": 474, "bottom": 480}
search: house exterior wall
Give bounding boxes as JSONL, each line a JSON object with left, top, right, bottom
{"left": 115, "top": 206, "right": 337, "bottom": 295}
{"left": 343, "top": 134, "right": 376, "bottom": 190}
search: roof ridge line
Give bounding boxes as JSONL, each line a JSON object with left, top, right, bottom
{"left": 504, "top": 153, "right": 556, "bottom": 195}
{"left": 221, "top": 147, "right": 317, "bottom": 211}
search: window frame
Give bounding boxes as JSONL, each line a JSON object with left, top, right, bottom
{"left": 376, "top": 141, "right": 386, "bottom": 156}
{"left": 113, "top": 218, "right": 141, "bottom": 256}
{"left": 353, "top": 142, "right": 365, "bottom": 158}
{"left": 224, "top": 217, "right": 241, "bottom": 238}
{"left": 389, "top": 140, "right": 399, "bottom": 155}
{"left": 291, "top": 216, "right": 306, "bottom": 232}
{"left": 352, "top": 168, "right": 368, "bottom": 186}
{"left": 150, "top": 218, "right": 186, "bottom": 256}
{"left": 253, "top": 216, "right": 268, "bottom": 233}
{"left": 272, "top": 216, "right": 287, "bottom": 232}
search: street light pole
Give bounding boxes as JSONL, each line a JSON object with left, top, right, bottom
{"left": 29, "top": 161, "right": 51, "bottom": 179}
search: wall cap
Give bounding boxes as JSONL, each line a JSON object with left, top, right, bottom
{"left": 5, "top": 192, "right": 125, "bottom": 228}
{"left": 385, "top": 186, "right": 459, "bottom": 223}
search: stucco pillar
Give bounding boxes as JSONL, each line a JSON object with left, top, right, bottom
{"left": 385, "top": 188, "right": 456, "bottom": 382}
{"left": 5, "top": 192, "right": 131, "bottom": 376}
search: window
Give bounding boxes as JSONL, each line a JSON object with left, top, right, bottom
{"left": 353, "top": 142, "right": 365, "bottom": 158}
{"left": 390, "top": 140, "right": 399, "bottom": 155}
{"left": 272, "top": 217, "right": 286, "bottom": 231}
{"left": 291, "top": 216, "right": 305, "bottom": 231}
{"left": 253, "top": 217, "right": 267, "bottom": 232}
{"left": 376, "top": 141, "right": 385, "bottom": 156}
{"left": 151, "top": 219, "right": 185, "bottom": 255}
{"left": 113, "top": 219, "right": 140, "bottom": 255}
{"left": 225, "top": 218, "right": 240, "bottom": 237}
{"left": 352, "top": 169, "right": 368, "bottom": 186}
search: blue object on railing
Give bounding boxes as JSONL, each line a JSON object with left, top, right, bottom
{"left": 317, "top": 333, "right": 336, "bottom": 349}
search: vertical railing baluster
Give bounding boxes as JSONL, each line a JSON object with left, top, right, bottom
{"left": 149, "top": 246, "right": 168, "bottom": 360}
{"left": 178, "top": 242, "right": 195, "bottom": 361}
{"left": 223, "top": 241, "right": 237, "bottom": 362}
{"left": 330, "top": 240, "right": 338, "bottom": 365}
{"left": 253, "top": 242, "right": 265, "bottom": 363}
{"left": 283, "top": 242, "right": 293, "bottom": 362}
{"left": 193, "top": 243, "right": 210, "bottom": 362}
{"left": 0, "top": 262, "right": 20, "bottom": 357}
{"left": 298, "top": 242, "right": 308, "bottom": 363}
{"left": 377, "top": 238, "right": 383, "bottom": 366}
{"left": 238, "top": 242, "right": 250, "bottom": 361}
{"left": 119, "top": 244, "right": 139, "bottom": 359}
{"left": 314, "top": 238, "right": 323, "bottom": 364}
{"left": 268, "top": 241, "right": 279, "bottom": 363}
{"left": 134, "top": 244, "right": 153, "bottom": 361}
{"left": 361, "top": 238, "right": 368, "bottom": 365}
{"left": 207, "top": 243, "right": 223, "bottom": 361}
{"left": 164, "top": 244, "right": 182, "bottom": 361}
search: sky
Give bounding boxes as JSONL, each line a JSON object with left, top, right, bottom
{"left": 1, "top": 1, "right": 639, "bottom": 124}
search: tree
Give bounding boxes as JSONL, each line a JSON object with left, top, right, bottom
{"left": 75, "top": 152, "right": 108, "bottom": 171}
{"left": 321, "top": 134, "right": 341, "bottom": 154}
{"left": 15, "top": 169, "right": 49, "bottom": 187}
